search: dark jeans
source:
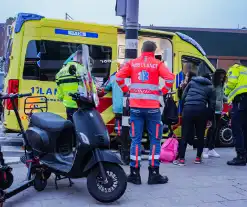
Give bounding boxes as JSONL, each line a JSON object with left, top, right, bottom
{"left": 66, "top": 107, "right": 77, "bottom": 123}
{"left": 129, "top": 108, "right": 162, "bottom": 167}
{"left": 231, "top": 95, "right": 247, "bottom": 156}
{"left": 179, "top": 108, "right": 207, "bottom": 159}
{"left": 206, "top": 114, "right": 221, "bottom": 150}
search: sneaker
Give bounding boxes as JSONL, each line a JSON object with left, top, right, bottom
{"left": 194, "top": 157, "right": 202, "bottom": 164}
{"left": 173, "top": 159, "right": 185, "bottom": 166}
{"left": 203, "top": 148, "right": 209, "bottom": 159}
{"left": 208, "top": 149, "right": 220, "bottom": 158}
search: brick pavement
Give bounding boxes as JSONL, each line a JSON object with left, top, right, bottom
{"left": 3, "top": 148, "right": 247, "bottom": 207}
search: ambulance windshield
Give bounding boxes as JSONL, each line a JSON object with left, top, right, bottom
{"left": 138, "top": 36, "right": 173, "bottom": 72}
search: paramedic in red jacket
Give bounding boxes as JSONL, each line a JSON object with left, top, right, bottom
{"left": 116, "top": 41, "right": 175, "bottom": 185}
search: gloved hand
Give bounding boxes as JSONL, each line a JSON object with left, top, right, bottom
{"left": 123, "top": 92, "right": 130, "bottom": 97}
{"left": 97, "top": 88, "right": 105, "bottom": 97}
{"left": 207, "top": 121, "right": 212, "bottom": 128}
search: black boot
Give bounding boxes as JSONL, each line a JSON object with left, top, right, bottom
{"left": 227, "top": 154, "right": 246, "bottom": 166}
{"left": 127, "top": 167, "right": 141, "bottom": 185}
{"left": 119, "top": 147, "right": 130, "bottom": 165}
{"left": 148, "top": 166, "right": 168, "bottom": 185}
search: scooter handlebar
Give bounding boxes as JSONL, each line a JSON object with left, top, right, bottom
{"left": 0, "top": 93, "right": 32, "bottom": 100}
{"left": 19, "top": 93, "right": 32, "bottom": 98}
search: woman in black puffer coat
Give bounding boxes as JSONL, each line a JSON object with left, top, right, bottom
{"left": 174, "top": 74, "right": 216, "bottom": 166}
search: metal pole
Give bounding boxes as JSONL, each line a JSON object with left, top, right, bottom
{"left": 116, "top": 0, "right": 140, "bottom": 164}
{"left": 124, "top": 0, "right": 139, "bottom": 62}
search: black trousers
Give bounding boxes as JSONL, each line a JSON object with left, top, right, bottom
{"left": 206, "top": 114, "right": 221, "bottom": 150}
{"left": 231, "top": 94, "right": 247, "bottom": 156}
{"left": 179, "top": 108, "right": 207, "bottom": 159}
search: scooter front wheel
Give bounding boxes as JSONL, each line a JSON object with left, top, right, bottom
{"left": 87, "top": 163, "right": 127, "bottom": 203}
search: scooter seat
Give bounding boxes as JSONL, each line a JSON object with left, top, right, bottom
{"left": 31, "top": 112, "right": 73, "bottom": 132}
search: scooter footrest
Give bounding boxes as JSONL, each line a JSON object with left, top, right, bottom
{"left": 41, "top": 161, "right": 72, "bottom": 173}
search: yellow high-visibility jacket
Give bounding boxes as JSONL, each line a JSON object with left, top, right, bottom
{"left": 56, "top": 61, "right": 96, "bottom": 108}
{"left": 225, "top": 64, "right": 247, "bottom": 103}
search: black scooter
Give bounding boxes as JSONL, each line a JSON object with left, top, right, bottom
{"left": 0, "top": 90, "right": 127, "bottom": 204}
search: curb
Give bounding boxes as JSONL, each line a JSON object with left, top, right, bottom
{"left": 5, "top": 158, "right": 21, "bottom": 165}
{"left": 7, "top": 161, "right": 21, "bottom": 165}
{"left": 0, "top": 138, "right": 23, "bottom": 147}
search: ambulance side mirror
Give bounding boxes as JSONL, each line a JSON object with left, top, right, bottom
{"left": 69, "top": 65, "right": 76, "bottom": 76}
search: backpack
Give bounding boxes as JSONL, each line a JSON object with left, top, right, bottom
{"left": 160, "top": 135, "right": 179, "bottom": 163}
{"left": 162, "top": 94, "right": 178, "bottom": 125}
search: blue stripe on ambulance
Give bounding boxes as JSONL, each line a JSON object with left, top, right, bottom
{"left": 54, "top": 29, "right": 98, "bottom": 38}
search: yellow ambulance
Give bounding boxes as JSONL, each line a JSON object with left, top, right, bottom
{"left": 3, "top": 13, "right": 215, "bottom": 140}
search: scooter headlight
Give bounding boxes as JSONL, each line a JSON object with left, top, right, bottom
{"left": 80, "top": 132, "right": 90, "bottom": 145}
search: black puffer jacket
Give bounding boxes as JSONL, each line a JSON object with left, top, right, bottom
{"left": 181, "top": 76, "right": 216, "bottom": 114}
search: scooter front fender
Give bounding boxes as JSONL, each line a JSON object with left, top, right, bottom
{"left": 83, "top": 149, "right": 123, "bottom": 172}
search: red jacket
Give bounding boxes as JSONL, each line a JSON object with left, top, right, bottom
{"left": 116, "top": 52, "right": 175, "bottom": 108}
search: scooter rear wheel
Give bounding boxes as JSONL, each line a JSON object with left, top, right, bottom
{"left": 0, "top": 171, "right": 13, "bottom": 190}
{"left": 87, "top": 163, "right": 127, "bottom": 203}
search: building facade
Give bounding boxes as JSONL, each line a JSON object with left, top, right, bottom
{"left": 0, "top": 18, "right": 14, "bottom": 57}
{"left": 144, "top": 26, "right": 247, "bottom": 70}
{"left": 0, "top": 23, "right": 5, "bottom": 57}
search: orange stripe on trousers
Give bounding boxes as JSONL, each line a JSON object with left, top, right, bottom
{"left": 156, "top": 123, "right": 159, "bottom": 139}
{"left": 152, "top": 145, "right": 156, "bottom": 167}
{"left": 131, "top": 122, "right": 135, "bottom": 137}
{"left": 135, "top": 145, "right": 139, "bottom": 168}
{"left": 118, "top": 120, "right": 121, "bottom": 136}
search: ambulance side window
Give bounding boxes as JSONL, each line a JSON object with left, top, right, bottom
{"left": 23, "top": 40, "right": 112, "bottom": 83}
{"left": 23, "top": 40, "right": 40, "bottom": 80}
{"left": 181, "top": 56, "right": 212, "bottom": 76}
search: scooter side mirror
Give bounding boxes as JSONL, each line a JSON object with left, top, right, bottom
{"left": 69, "top": 65, "right": 77, "bottom": 76}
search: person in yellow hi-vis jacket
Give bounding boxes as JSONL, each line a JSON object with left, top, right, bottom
{"left": 56, "top": 49, "right": 97, "bottom": 122}
{"left": 225, "top": 63, "right": 247, "bottom": 166}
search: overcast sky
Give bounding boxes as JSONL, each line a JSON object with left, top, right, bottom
{"left": 1, "top": 0, "right": 246, "bottom": 28}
